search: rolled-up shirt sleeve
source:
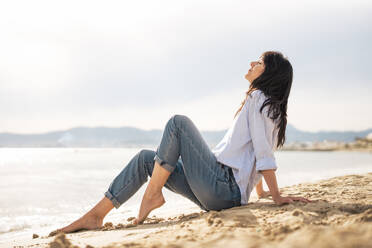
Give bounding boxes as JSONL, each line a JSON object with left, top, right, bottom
{"left": 247, "top": 91, "right": 278, "bottom": 172}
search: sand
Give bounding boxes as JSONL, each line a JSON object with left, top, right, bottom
{"left": 7, "top": 172, "right": 372, "bottom": 248}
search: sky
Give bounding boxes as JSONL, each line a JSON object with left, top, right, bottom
{"left": 0, "top": 0, "right": 371, "bottom": 134}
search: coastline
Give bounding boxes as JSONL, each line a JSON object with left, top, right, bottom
{"left": 6, "top": 172, "right": 372, "bottom": 248}
{"left": 280, "top": 148, "right": 372, "bottom": 152}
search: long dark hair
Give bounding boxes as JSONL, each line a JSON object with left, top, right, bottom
{"left": 234, "top": 51, "right": 293, "bottom": 148}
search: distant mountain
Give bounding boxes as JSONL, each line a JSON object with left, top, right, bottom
{"left": 0, "top": 124, "right": 370, "bottom": 147}
{"left": 0, "top": 127, "right": 163, "bottom": 148}
{"left": 285, "top": 124, "right": 372, "bottom": 143}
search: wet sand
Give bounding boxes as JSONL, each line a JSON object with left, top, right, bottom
{"left": 8, "top": 172, "right": 372, "bottom": 248}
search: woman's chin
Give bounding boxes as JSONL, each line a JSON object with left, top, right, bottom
{"left": 244, "top": 74, "right": 250, "bottom": 81}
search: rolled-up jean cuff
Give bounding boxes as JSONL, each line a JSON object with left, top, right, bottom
{"left": 154, "top": 154, "right": 176, "bottom": 173}
{"left": 104, "top": 190, "right": 121, "bottom": 209}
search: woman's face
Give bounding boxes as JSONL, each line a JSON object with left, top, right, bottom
{"left": 245, "top": 56, "right": 265, "bottom": 83}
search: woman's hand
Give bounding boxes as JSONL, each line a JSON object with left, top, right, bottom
{"left": 257, "top": 190, "right": 271, "bottom": 199}
{"left": 260, "top": 169, "right": 311, "bottom": 205}
{"left": 273, "top": 195, "right": 312, "bottom": 205}
{"left": 258, "top": 190, "right": 284, "bottom": 199}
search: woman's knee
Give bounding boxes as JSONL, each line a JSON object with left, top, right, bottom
{"left": 138, "top": 149, "right": 156, "bottom": 164}
{"left": 171, "top": 114, "right": 192, "bottom": 128}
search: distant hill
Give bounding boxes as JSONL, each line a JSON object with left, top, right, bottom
{"left": 0, "top": 124, "right": 370, "bottom": 148}
{"left": 285, "top": 124, "right": 372, "bottom": 143}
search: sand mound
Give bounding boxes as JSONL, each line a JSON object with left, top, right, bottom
{"left": 10, "top": 172, "right": 372, "bottom": 248}
{"left": 48, "top": 233, "right": 79, "bottom": 248}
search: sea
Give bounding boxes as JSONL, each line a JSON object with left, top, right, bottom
{"left": 0, "top": 148, "right": 371, "bottom": 244}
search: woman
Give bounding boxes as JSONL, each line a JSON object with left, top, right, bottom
{"left": 53, "top": 51, "right": 311, "bottom": 234}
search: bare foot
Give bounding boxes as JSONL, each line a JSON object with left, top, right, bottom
{"left": 49, "top": 214, "right": 103, "bottom": 236}
{"left": 134, "top": 190, "right": 165, "bottom": 225}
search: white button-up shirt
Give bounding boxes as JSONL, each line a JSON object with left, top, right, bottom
{"left": 212, "top": 89, "right": 279, "bottom": 204}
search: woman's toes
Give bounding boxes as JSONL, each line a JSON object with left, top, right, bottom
{"left": 136, "top": 192, "right": 165, "bottom": 224}
{"left": 48, "top": 229, "right": 62, "bottom": 237}
{"left": 132, "top": 218, "right": 139, "bottom": 225}
{"left": 51, "top": 215, "right": 103, "bottom": 235}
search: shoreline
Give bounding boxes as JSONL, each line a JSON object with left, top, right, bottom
{"left": 5, "top": 172, "right": 372, "bottom": 248}
{"left": 1, "top": 147, "right": 371, "bottom": 153}
{"left": 280, "top": 148, "right": 372, "bottom": 152}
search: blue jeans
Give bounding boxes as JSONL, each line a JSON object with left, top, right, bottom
{"left": 104, "top": 115, "right": 241, "bottom": 211}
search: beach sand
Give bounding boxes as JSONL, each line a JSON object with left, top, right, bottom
{"left": 8, "top": 172, "right": 372, "bottom": 248}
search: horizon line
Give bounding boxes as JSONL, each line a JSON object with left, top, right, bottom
{"left": 1, "top": 123, "right": 372, "bottom": 136}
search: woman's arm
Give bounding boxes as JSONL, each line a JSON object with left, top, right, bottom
{"left": 260, "top": 169, "right": 280, "bottom": 200}
{"left": 247, "top": 92, "right": 310, "bottom": 204}
{"left": 255, "top": 178, "right": 264, "bottom": 196}
{"left": 261, "top": 169, "right": 311, "bottom": 205}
